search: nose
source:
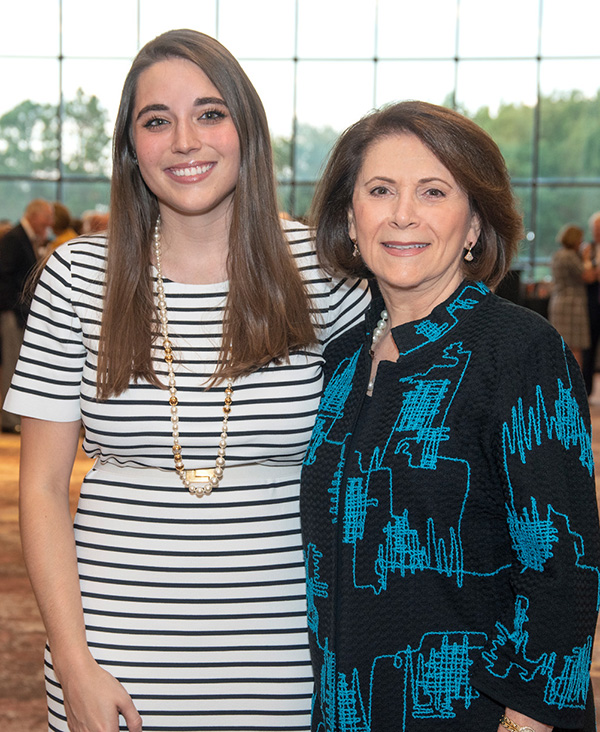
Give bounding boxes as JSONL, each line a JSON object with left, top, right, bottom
{"left": 172, "top": 119, "right": 201, "bottom": 154}
{"left": 390, "top": 193, "right": 418, "bottom": 228}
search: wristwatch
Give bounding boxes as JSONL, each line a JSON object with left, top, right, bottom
{"left": 499, "top": 714, "right": 536, "bottom": 732}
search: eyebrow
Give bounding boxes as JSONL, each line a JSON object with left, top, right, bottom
{"left": 362, "top": 175, "right": 452, "bottom": 186}
{"left": 135, "top": 96, "right": 228, "bottom": 121}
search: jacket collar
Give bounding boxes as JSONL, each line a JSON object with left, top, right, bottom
{"left": 365, "top": 280, "right": 490, "bottom": 359}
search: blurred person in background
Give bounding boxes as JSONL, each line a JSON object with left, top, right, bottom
{"left": 50, "top": 202, "right": 79, "bottom": 251}
{"left": 581, "top": 211, "right": 600, "bottom": 394}
{"left": 81, "top": 209, "right": 110, "bottom": 235}
{"left": 548, "top": 223, "right": 591, "bottom": 370}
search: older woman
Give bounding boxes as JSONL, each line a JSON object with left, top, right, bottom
{"left": 301, "top": 101, "right": 600, "bottom": 732}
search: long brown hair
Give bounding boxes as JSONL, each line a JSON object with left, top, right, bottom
{"left": 311, "top": 101, "right": 523, "bottom": 289}
{"left": 98, "top": 29, "right": 315, "bottom": 398}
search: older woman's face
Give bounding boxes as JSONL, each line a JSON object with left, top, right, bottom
{"left": 349, "top": 133, "right": 480, "bottom": 316}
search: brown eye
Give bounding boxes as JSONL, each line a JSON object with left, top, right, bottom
{"left": 143, "top": 116, "right": 169, "bottom": 129}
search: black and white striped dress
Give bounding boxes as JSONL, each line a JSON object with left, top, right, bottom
{"left": 5, "top": 221, "right": 370, "bottom": 732}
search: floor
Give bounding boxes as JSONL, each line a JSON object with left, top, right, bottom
{"left": 2, "top": 388, "right": 600, "bottom": 731}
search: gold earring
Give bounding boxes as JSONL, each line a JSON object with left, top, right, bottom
{"left": 351, "top": 238, "right": 360, "bottom": 258}
{"left": 464, "top": 242, "right": 474, "bottom": 262}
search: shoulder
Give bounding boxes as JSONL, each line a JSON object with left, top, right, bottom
{"left": 482, "top": 293, "right": 562, "bottom": 344}
{"left": 475, "top": 294, "right": 575, "bottom": 383}
{"left": 281, "top": 217, "right": 316, "bottom": 255}
{"left": 281, "top": 217, "right": 329, "bottom": 284}
{"left": 49, "top": 234, "right": 107, "bottom": 269}
{"left": 41, "top": 234, "right": 108, "bottom": 291}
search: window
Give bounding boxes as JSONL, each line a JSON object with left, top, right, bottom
{"left": 1, "top": 0, "right": 598, "bottom": 280}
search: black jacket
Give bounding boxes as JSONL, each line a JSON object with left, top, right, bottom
{"left": 301, "top": 281, "right": 600, "bottom": 731}
{"left": 0, "top": 223, "right": 37, "bottom": 327}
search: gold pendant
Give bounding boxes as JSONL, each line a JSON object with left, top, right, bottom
{"left": 184, "top": 468, "right": 214, "bottom": 485}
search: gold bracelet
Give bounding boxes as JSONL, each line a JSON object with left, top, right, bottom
{"left": 499, "top": 714, "right": 536, "bottom": 732}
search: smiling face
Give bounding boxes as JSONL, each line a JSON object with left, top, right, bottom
{"left": 349, "top": 133, "right": 480, "bottom": 323}
{"left": 132, "top": 57, "right": 241, "bottom": 226}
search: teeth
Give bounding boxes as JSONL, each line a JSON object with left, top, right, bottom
{"left": 171, "top": 164, "right": 213, "bottom": 177}
{"left": 387, "top": 243, "right": 427, "bottom": 249}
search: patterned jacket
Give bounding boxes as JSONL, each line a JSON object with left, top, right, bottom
{"left": 301, "top": 281, "right": 600, "bottom": 731}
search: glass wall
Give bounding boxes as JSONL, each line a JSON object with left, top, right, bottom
{"left": 1, "top": 0, "right": 599, "bottom": 280}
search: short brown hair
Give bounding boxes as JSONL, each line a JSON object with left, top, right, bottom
{"left": 310, "top": 101, "right": 523, "bottom": 290}
{"left": 52, "top": 202, "right": 72, "bottom": 233}
{"left": 557, "top": 224, "right": 584, "bottom": 249}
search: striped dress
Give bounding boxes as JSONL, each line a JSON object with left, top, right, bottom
{"left": 5, "top": 221, "right": 370, "bottom": 732}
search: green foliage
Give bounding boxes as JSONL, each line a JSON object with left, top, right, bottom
{"left": 62, "top": 89, "right": 111, "bottom": 175}
{"left": 468, "top": 89, "right": 600, "bottom": 275}
{"left": 0, "top": 89, "right": 111, "bottom": 220}
{"left": 472, "top": 103, "right": 535, "bottom": 179}
{"left": 0, "top": 100, "right": 59, "bottom": 177}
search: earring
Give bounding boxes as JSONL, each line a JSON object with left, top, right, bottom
{"left": 351, "top": 238, "right": 360, "bottom": 258}
{"left": 464, "top": 242, "right": 474, "bottom": 262}
{"left": 132, "top": 150, "right": 138, "bottom": 165}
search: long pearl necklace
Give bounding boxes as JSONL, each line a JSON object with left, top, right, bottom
{"left": 153, "top": 218, "right": 233, "bottom": 498}
{"left": 367, "top": 309, "right": 389, "bottom": 392}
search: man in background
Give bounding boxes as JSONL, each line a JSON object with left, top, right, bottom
{"left": 0, "top": 198, "right": 54, "bottom": 432}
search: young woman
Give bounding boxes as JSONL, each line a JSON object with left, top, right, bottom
{"left": 5, "top": 30, "right": 369, "bottom": 732}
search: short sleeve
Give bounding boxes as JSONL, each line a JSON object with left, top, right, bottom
{"left": 5, "top": 246, "right": 88, "bottom": 422}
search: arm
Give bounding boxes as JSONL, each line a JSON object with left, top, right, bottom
{"left": 473, "top": 328, "right": 599, "bottom": 728}
{"left": 19, "top": 417, "right": 142, "bottom": 732}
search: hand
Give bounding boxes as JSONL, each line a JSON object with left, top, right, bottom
{"left": 57, "top": 655, "right": 142, "bottom": 732}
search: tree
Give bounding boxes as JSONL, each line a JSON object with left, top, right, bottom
{"left": 471, "top": 89, "right": 600, "bottom": 267}
{"left": 62, "top": 89, "right": 111, "bottom": 176}
{"left": 0, "top": 100, "right": 59, "bottom": 177}
{"left": 0, "top": 90, "right": 111, "bottom": 221}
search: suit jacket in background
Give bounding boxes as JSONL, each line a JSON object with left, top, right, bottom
{"left": 0, "top": 223, "right": 37, "bottom": 327}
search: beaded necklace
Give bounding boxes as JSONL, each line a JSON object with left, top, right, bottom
{"left": 153, "top": 218, "right": 233, "bottom": 498}
{"left": 367, "top": 308, "right": 389, "bottom": 392}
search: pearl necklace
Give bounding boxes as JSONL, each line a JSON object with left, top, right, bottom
{"left": 153, "top": 218, "right": 233, "bottom": 498}
{"left": 367, "top": 309, "right": 389, "bottom": 392}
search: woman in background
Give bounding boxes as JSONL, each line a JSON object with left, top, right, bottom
{"left": 6, "top": 29, "right": 368, "bottom": 732}
{"left": 549, "top": 223, "right": 590, "bottom": 369}
{"left": 301, "top": 101, "right": 600, "bottom": 732}
{"left": 50, "top": 201, "right": 79, "bottom": 250}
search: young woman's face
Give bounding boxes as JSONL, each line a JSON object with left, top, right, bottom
{"left": 132, "top": 57, "right": 241, "bottom": 223}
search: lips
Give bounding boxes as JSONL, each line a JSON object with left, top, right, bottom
{"left": 169, "top": 163, "right": 214, "bottom": 177}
